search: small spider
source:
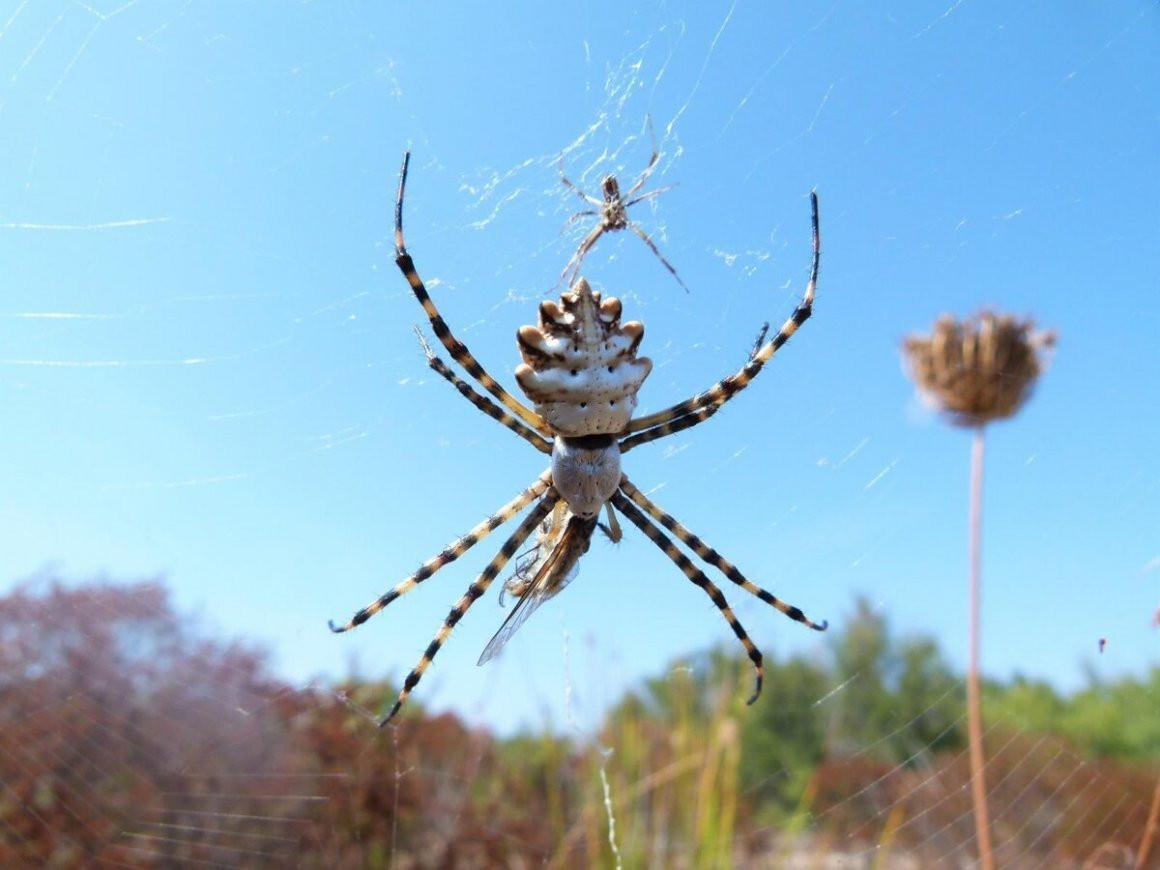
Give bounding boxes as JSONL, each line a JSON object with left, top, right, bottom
{"left": 330, "top": 152, "right": 826, "bottom": 725}
{"left": 559, "top": 121, "right": 688, "bottom": 292}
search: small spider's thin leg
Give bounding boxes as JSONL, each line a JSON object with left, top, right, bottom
{"left": 618, "top": 477, "right": 827, "bottom": 631}
{"left": 394, "top": 152, "right": 552, "bottom": 438}
{"left": 625, "top": 191, "right": 819, "bottom": 436}
{"left": 627, "top": 221, "right": 689, "bottom": 293}
{"left": 559, "top": 169, "right": 606, "bottom": 210}
{"left": 620, "top": 183, "right": 676, "bottom": 210}
{"left": 559, "top": 222, "right": 609, "bottom": 288}
{"left": 610, "top": 491, "right": 766, "bottom": 705}
{"left": 620, "top": 115, "right": 660, "bottom": 200}
{"left": 564, "top": 208, "right": 601, "bottom": 225}
{"left": 412, "top": 327, "right": 552, "bottom": 455}
{"left": 380, "top": 489, "right": 561, "bottom": 724}
{"left": 328, "top": 471, "right": 553, "bottom": 634}
{"left": 558, "top": 154, "right": 606, "bottom": 209}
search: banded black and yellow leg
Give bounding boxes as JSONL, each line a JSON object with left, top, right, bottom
{"left": 609, "top": 490, "right": 766, "bottom": 706}
{"left": 412, "top": 327, "right": 552, "bottom": 455}
{"left": 381, "top": 489, "right": 561, "bottom": 724}
{"left": 624, "top": 191, "right": 819, "bottom": 438}
{"left": 328, "top": 471, "right": 553, "bottom": 634}
{"left": 619, "top": 402, "right": 723, "bottom": 454}
{"left": 618, "top": 477, "right": 827, "bottom": 632}
{"left": 394, "top": 152, "right": 552, "bottom": 438}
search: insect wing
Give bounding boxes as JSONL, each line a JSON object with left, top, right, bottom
{"left": 477, "top": 531, "right": 577, "bottom": 666}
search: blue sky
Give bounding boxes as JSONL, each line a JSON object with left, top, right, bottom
{"left": 2, "top": 1, "right": 1157, "bottom": 735}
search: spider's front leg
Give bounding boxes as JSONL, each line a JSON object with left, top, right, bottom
{"left": 394, "top": 151, "right": 552, "bottom": 439}
{"left": 411, "top": 327, "right": 552, "bottom": 455}
{"left": 623, "top": 191, "right": 820, "bottom": 445}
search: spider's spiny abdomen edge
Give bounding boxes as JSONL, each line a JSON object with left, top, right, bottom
{"left": 514, "top": 278, "right": 652, "bottom": 437}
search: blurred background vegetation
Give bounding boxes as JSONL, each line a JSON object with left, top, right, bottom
{"left": 1, "top": 575, "right": 1154, "bottom": 867}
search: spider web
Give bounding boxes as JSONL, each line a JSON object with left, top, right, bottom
{"left": 2, "top": 0, "right": 1158, "bottom": 865}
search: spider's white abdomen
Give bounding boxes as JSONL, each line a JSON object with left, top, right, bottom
{"left": 515, "top": 278, "right": 652, "bottom": 436}
{"left": 550, "top": 435, "right": 621, "bottom": 519}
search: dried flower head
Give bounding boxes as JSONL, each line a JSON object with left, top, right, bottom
{"left": 903, "top": 311, "right": 1056, "bottom": 427}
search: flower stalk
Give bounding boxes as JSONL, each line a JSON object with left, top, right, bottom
{"left": 903, "top": 310, "right": 1055, "bottom": 869}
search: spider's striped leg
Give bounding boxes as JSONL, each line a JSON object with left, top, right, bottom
{"left": 622, "top": 319, "right": 785, "bottom": 452}
{"left": 412, "top": 327, "right": 552, "bottom": 455}
{"left": 380, "top": 489, "right": 560, "bottom": 725}
{"left": 328, "top": 471, "right": 552, "bottom": 634}
{"left": 619, "top": 402, "right": 722, "bottom": 454}
{"left": 609, "top": 490, "right": 767, "bottom": 706}
{"left": 618, "top": 477, "right": 827, "bottom": 631}
{"left": 624, "top": 191, "right": 819, "bottom": 437}
{"left": 394, "top": 152, "right": 552, "bottom": 438}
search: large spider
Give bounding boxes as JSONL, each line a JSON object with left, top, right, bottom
{"left": 558, "top": 122, "right": 688, "bottom": 292}
{"left": 330, "top": 152, "right": 826, "bottom": 725}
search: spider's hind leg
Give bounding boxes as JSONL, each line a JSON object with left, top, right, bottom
{"left": 328, "top": 472, "right": 552, "bottom": 634}
{"left": 610, "top": 490, "right": 767, "bottom": 705}
{"left": 379, "top": 489, "right": 561, "bottom": 725}
{"left": 618, "top": 477, "right": 827, "bottom": 631}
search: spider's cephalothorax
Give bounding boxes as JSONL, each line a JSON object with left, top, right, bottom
{"left": 596, "top": 176, "right": 630, "bottom": 230}
{"left": 330, "top": 150, "right": 827, "bottom": 726}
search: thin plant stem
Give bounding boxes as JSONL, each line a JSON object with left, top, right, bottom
{"left": 1136, "top": 771, "right": 1160, "bottom": 867}
{"left": 967, "top": 426, "right": 995, "bottom": 870}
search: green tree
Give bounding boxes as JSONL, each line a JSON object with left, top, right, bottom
{"left": 892, "top": 636, "right": 965, "bottom": 760}
{"left": 985, "top": 674, "right": 1064, "bottom": 733}
{"left": 738, "top": 656, "right": 828, "bottom": 813}
{"left": 827, "top": 597, "right": 899, "bottom": 759}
